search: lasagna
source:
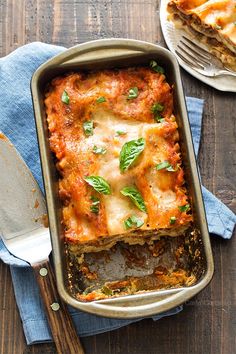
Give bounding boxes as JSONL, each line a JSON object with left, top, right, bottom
{"left": 45, "top": 65, "right": 192, "bottom": 254}
{"left": 167, "top": 0, "right": 236, "bottom": 70}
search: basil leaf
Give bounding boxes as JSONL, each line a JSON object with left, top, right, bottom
{"left": 90, "top": 196, "right": 100, "bottom": 214}
{"left": 151, "top": 102, "right": 164, "bottom": 114}
{"left": 119, "top": 138, "right": 145, "bottom": 172}
{"left": 84, "top": 176, "right": 111, "bottom": 195}
{"left": 178, "top": 204, "right": 190, "bottom": 212}
{"left": 154, "top": 116, "right": 165, "bottom": 123}
{"left": 91, "top": 195, "right": 99, "bottom": 202}
{"left": 151, "top": 103, "right": 164, "bottom": 122}
{"left": 156, "top": 161, "right": 170, "bottom": 170}
{"left": 124, "top": 215, "right": 144, "bottom": 230}
{"left": 96, "top": 96, "right": 106, "bottom": 103}
{"left": 127, "top": 87, "right": 138, "bottom": 99}
{"left": 166, "top": 166, "right": 175, "bottom": 172}
{"left": 83, "top": 120, "right": 93, "bottom": 136}
{"left": 90, "top": 204, "right": 99, "bottom": 213}
{"left": 116, "top": 130, "right": 127, "bottom": 136}
{"left": 156, "top": 161, "right": 175, "bottom": 172}
{"left": 93, "top": 145, "right": 107, "bottom": 155}
{"left": 170, "top": 216, "right": 176, "bottom": 225}
{"left": 101, "top": 286, "right": 113, "bottom": 296}
{"left": 150, "top": 60, "right": 165, "bottom": 74}
{"left": 121, "top": 186, "right": 146, "bottom": 212}
{"left": 61, "top": 90, "right": 70, "bottom": 104}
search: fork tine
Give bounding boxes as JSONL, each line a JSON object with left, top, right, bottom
{"left": 182, "top": 36, "right": 211, "bottom": 59}
{"left": 177, "top": 43, "right": 208, "bottom": 67}
{"left": 175, "top": 49, "right": 203, "bottom": 70}
{"left": 176, "top": 45, "right": 204, "bottom": 69}
{"left": 179, "top": 40, "right": 210, "bottom": 65}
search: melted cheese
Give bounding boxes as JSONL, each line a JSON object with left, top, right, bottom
{"left": 89, "top": 109, "right": 147, "bottom": 235}
{"left": 45, "top": 68, "right": 192, "bottom": 251}
{"left": 190, "top": 0, "right": 236, "bottom": 46}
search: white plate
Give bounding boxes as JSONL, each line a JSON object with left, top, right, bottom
{"left": 160, "top": 0, "right": 236, "bottom": 92}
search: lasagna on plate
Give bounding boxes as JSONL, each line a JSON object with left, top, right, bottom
{"left": 167, "top": 0, "right": 236, "bottom": 71}
{"left": 45, "top": 64, "right": 193, "bottom": 254}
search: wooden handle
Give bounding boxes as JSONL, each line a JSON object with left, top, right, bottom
{"left": 32, "top": 259, "right": 85, "bottom": 354}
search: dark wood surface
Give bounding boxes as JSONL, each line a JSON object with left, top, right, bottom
{"left": 0, "top": 1, "right": 235, "bottom": 353}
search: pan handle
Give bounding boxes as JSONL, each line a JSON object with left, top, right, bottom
{"left": 32, "top": 259, "right": 84, "bottom": 354}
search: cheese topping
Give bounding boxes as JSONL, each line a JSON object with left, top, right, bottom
{"left": 45, "top": 67, "right": 192, "bottom": 251}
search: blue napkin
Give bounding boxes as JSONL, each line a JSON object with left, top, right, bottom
{"left": 0, "top": 43, "right": 235, "bottom": 345}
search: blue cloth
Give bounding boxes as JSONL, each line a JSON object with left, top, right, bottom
{"left": 0, "top": 43, "right": 235, "bottom": 345}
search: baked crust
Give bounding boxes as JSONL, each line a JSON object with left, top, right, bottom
{"left": 45, "top": 67, "right": 192, "bottom": 253}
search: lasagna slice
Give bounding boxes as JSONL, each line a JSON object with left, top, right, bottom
{"left": 45, "top": 66, "right": 192, "bottom": 254}
{"left": 167, "top": 0, "right": 236, "bottom": 70}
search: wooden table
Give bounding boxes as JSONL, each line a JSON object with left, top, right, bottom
{"left": 0, "top": 1, "right": 235, "bottom": 353}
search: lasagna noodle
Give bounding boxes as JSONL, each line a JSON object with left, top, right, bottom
{"left": 167, "top": 0, "right": 236, "bottom": 70}
{"left": 45, "top": 68, "right": 192, "bottom": 253}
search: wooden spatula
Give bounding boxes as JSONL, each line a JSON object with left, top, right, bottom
{"left": 0, "top": 133, "right": 84, "bottom": 354}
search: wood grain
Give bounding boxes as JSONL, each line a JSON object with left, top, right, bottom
{"left": 0, "top": 1, "right": 235, "bottom": 354}
{"left": 32, "top": 260, "right": 84, "bottom": 354}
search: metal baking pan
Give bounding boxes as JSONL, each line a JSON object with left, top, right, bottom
{"left": 31, "top": 38, "right": 214, "bottom": 318}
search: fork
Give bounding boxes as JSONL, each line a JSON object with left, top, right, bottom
{"left": 175, "top": 36, "right": 236, "bottom": 78}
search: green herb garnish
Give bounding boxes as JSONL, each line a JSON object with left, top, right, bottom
{"left": 96, "top": 96, "right": 106, "bottom": 103}
{"left": 92, "top": 145, "right": 107, "bottom": 155}
{"left": 124, "top": 215, "right": 144, "bottom": 230}
{"left": 215, "top": 24, "right": 222, "bottom": 30}
{"left": 61, "top": 90, "right": 70, "bottom": 104}
{"left": 178, "top": 204, "right": 190, "bottom": 212}
{"left": 127, "top": 87, "right": 138, "bottom": 99}
{"left": 151, "top": 103, "right": 164, "bottom": 122}
{"left": 116, "top": 130, "right": 127, "bottom": 136}
{"left": 170, "top": 216, "right": 176, "bottom": 225}
{"left": 83, "top": 120, "right": 93, "bottom": 136}
{"left": 150, "top": 60, "right": 165, "bottom": 74}
{"left": 121, "top": 186, "right": 147, "bottom": 212}
{"left": 166, "top": 165, "right": 176, "bottom": 172}
{"left": 156, "top": 161, "right": 175, "bottom": 172}
{"left": 151, "top": 102, "right": 164, "bottom": 114}
{"left": 101, "top": 286, "right": 113, "bottom": 296}
{"left": 154, "top": 116, "right": 165, "bottom": 123}
{"left": 90, "top": 196, "right": 100, "bottom": 214}
{"left": 84, "top": 176, "right": 111, "bottom": 195}
{"left": 119, "top": 138, "right": 145, "bottom": 172}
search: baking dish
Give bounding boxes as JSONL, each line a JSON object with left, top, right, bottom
{"left": 31, "top": 38, "right": 214, "bottom": 318}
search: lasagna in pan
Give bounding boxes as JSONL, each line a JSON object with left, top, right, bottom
{"left": 167, "top": 0, "right": 236, "bottom": 70}
{"left": 45, "top": 64, "right": 192, "bottom": 254}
